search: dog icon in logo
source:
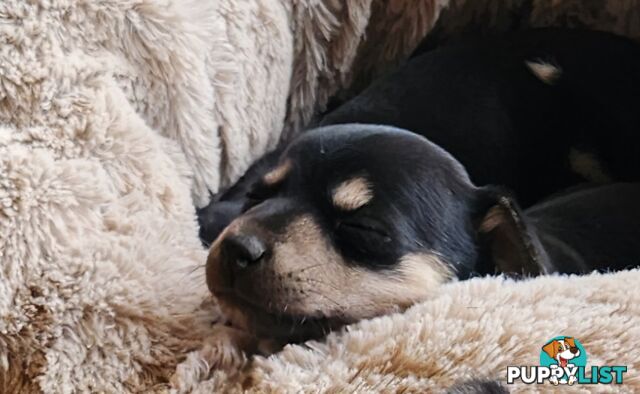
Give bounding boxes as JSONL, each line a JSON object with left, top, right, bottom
{"left": 541, "top": 337, "right": 581, "bottom": 385}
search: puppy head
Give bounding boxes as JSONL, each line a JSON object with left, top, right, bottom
{"left": 206, "top": 124, "right": 545, "bottom": 342}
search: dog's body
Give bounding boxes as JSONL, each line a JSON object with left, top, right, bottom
{"left": 201, "top": 29, "right": 640, "bottom": 344}
{"left": 523, "top": 183, "right": 640, "bottom": 275}
{"left": 322, "top": 28, "right": 640, "bottom": 206}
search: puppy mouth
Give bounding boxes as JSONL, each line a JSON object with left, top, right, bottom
{"left": 214, "top": 288, "right": 349, "bottom": 342}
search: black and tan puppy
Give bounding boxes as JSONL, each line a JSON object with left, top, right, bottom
{"left": 205, "top": 124, "right": 640, "bottom": 344}
{"left": 198, "top": 28, "right": 640, "bottom": 246}
{"left": 202, "top": 28, "right": 640, "bottom": 344}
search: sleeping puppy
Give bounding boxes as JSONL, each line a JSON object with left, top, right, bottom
{"left": 205, "top": 124, "right": 640, "bottom": 345}
{"left": 199, "top": 28, "right": 640, "bottom": 246}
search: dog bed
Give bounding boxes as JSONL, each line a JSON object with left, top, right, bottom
{"left": 1, "top": 0, "right": 639, "bottom": 392}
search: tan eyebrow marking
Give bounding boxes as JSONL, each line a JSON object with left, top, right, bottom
{"left": 263, "top": 159, "right": 292, "bottom": 185}
{"left": 331, "top": 176, "right": 373, "bottom": 210}
{"left": 525, "top": 60, "right": 562, "bottom": 85}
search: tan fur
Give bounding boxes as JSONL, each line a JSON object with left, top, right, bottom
{"left": 332, "top": 177, "right": 374, "bottom": 211}
{"left": 478, "top": 206, "right": 505, "bottom": 233}
{"left": 209, "top": 215, "right": 452, "bottom": 331}
{"left": 263, "top": 160, "right": 292, "bottom": 186}
{"left": 569, "top": 148, "right": 611, "bottom": 183}
{"left": 272, "top": 217, "right": 452, "bottom": 320}
{"left": 525, "top": 60, "right": 562, "bottom": 85}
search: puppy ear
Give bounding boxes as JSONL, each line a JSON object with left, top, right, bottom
{"left": 565, "top": 337, "right": 576, "bottom": 348}
{"left": 475, "top": 188, "right": 546, "bottom": 276}
{"left": 542, "top": 341, "right": 559, "bottom": 359}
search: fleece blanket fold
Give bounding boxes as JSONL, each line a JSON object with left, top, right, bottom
{"left": 1, "top": 0, "right": 639, "bottom": 392}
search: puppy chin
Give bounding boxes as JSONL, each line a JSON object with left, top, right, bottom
{"left": 214, "top": 292, "right": 351, "bottom": 344}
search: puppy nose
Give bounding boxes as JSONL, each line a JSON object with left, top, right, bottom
{"left": 570, "top": 347, "right": 579, "bottom": 354}
{"left": 222, "top": 234, "right": 267, "bottom": 269}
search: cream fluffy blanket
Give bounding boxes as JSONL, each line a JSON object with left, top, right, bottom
{"left": 1, "top": 0, "right": 639, "bottom": 392}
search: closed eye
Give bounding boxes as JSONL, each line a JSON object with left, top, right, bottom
{"left": 333, "top": 217, "right": 397, "bottom": 265}
{"left": 336, "top": 220, "right": 392, "bottom": 243}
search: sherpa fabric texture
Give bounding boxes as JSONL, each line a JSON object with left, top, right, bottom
{"left": 2, "top": 0, "right": 640, "bottom": 392}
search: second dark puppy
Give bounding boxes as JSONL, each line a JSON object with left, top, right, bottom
{"left": 322, "top": 28, "right": 640, "bottom": 206}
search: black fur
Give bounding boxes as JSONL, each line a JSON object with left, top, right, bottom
{"left": 446, "top": 379, "right": 510, "bottom": 394}
{"left": 197, "top": 148, "right": 282, "bottom": 246}
{"left": 524, "top": 183, "right": 640, "bottom": 274}
{"left": 277, "top": 125, "right": 480, "bottom": 274}
{"left": 322, "top": 28, "right": 640, "bottom": 206}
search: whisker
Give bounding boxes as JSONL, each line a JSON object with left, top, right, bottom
{"left": 296, "top": 277, "right": 343, "bottom": 292}
{"left": 172, "top": 264, "right": 208, "bottom": 281}
{"left": 282, "top": 263, "right": 330, "bottom": 276}
{"left": 304, "top": 288, "right": 343, "bottom": 309}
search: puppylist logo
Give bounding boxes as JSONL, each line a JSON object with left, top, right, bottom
{"left": 507, "top": 336, "right": 627, "bottom": 386}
